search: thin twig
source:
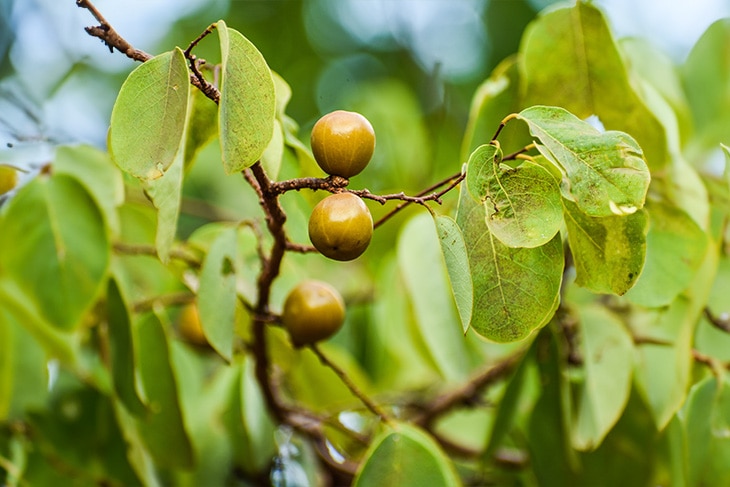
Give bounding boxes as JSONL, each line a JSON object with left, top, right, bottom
{"left": 502, "top": 143, "right": 536, "bottom": 161}
{"left": 704, "top": 307, "right": 730, "bottom": 333}
{"left": 490, "top": 113, "right": 519, "bottom": 143}
{"left": 269, "top": 175, "right": 350, "bottom": 195}
{"left": 310, "top": 343, "right": 391, "bottom": 423}
{"left": 133, "top": 292, "right": 195, "bottom": 314}
{"left": 112, "top": 242, "right": 201, "bottom": 268}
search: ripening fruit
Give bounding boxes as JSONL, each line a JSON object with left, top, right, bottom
{"left": 310, "top": 110, "right": 375, "bottom": 178}
{"left": 178, "top": 303, "right": 208, "bottom": 347}
{"left": 0, "top": 166, "right": 18, "bottom": 194}
{"left": 308, "top": 192, "right": 373, "bottom": 261}
{"left": 282, "top": 280, "right": 346, "bottom": 347}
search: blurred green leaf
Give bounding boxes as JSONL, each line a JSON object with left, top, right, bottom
{"left": 217, "top": 21, "right": 276, "bottom": 174}
{"left": 682, "top": 19, "right": 730, "bottom": 148}
{"left": 518, "top": 106, "right": 650, "bottom": 217}
{"left": 353, "top": 423, "right": 460, "bottom": 487}
{"left": 434, "top": 215, "right": 472, "bottom": 334}
{"left": 398, "top": 213, "right": 470, "bottom": 380}
{"left": 109, "top": 49, "right": 190, "bottom": 180}
{"left": 261, "top": 119, "right": 285, "bottom": 180}
{"left": 184, "top": 88, "right": 219, "bottom": 172}
{"left": 572, "top": 305, "right": 634, "bottom": 451}
{"left": 520, "top": 2, "right": 667, "bottom": 169}
{"left": 143, "top": 148, "right": 184, "bottom": 263}
{"left": 625, "top": 201, "right": 708, "bottom": 307}
{"left": 197, "top": 226, "right": 238, "bottom": 362}
{"left": 0, "top": 174, "right": 109, "bottom": 330}
{"left": 456, "top": 186, "right": 562, "bottom": 343}
{"left": 562, "top": 197, "right": 647, "bottom": 296}
{"left": 134, "top": 312, "right": 195, "bottom": 468}
{"left": 106, "top": 278, "right": 146, "bottom": 416}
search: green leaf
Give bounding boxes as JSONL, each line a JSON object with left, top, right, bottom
{"left": 109, "top": 48, "right": 190, "bottom": 180}
{"left": 520, "top": 2, "right": 667, "bottom": 169}
{"left": 456, "top": 184, "right": 563, "bottom": 342}
{"left": 625, "top": 201, "right": 708, "bottom": 307}
{"left": 398, "top": 213, "right": 471, "bottom": 380}
{"left": 184, "top": 88, "right": 219, "bottom": 171}
{"left": 217, "top": 20, "right": 276, "bottom": 174}
{"left": 682, "top": 19, "right": 730, "bottom": 148}
{"left": 572, "top": 305, "right": 634, "bottom": 451}
{"left": 562, "top": 197, "right": 647, "bottom": 296}
{"left": 434, "top": 215, "right": 473, "bottom": 334}
{"left": 143, "top": 148, "right": 184, "bottom": 263}
{"left": 197, "top": 226, "right": 238, "bottom": 362}
{"left": 261, "top": 119, "right": 284, "bottom": 180}
{"left": 518, "top": 105, "right": 650, "bottom": 217}
{"left": 467, "top": 143, "right": 562, "bottom": 247}
{"left": 54, "top": 144, "right": 124, "bottom": 236}
{"left": 0, "top": 174, "right": 110, "bottom": 330}
{"left": 353, "top": 423, "right": 460, "bottom": 487}
{"left": 134, "top": 312, "right": 194, "bottom": 468}
{"left": 106, "top": 278, "right": 146, "bottom": 416}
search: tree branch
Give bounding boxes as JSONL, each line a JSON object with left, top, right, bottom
{"left": 704, "top": 307, "right": 730, "bottom": 333}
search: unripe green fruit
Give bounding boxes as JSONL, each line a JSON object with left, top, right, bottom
{"left": 282, "top": 280, "right": 346, "bottom": 347}
{"left": 0, "top": 166, "right": 18, "bottom": 195}
{"left": 309, "top": 192, "right": 373, "bottom": 261}
{"left": 311, "top": 110, "right": 375, "bottom": 178}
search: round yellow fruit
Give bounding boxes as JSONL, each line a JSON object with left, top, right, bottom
{"left": 308, "top": 192, "right": 373, "bottom": 261}
{"left": 310, "top": 110, "right": 375, "bottom": 178}
{"left": 282, "top": 280, "right": 346, "bottom": 348}
{"left": 0, "top": 166, "right": 18, "bottom": 195}
{"left": 178, "top": 303, "right": 208, "bottom": 346}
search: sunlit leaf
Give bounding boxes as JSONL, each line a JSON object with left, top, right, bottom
{"left": 217, "top": 20, "right": 276, "bottom": 173}
{"left": 354, "top": 423, "right": 460, "bottom": 487}
{"left": 625, "top": 201, "right": 708, "bottom": 307}
{"left": 572, "top": 305, "right": 634, "bottom": 450}
{"left": 456, "top": 185, "right": 563, "bottom": 343}
{"left": 520, "top": 2, "right": 667, "bottom": 168}
{"left": 197, "top": 226, "right": 238, "bottom": 362}
{"left": 109, "top": 49, "right": 190, "bottom": 180}
{"left": 434, "top": 215, "right": 473, "bottom": 334}
{"left": 562, "top": 197, "right": 647, "bottom": 296}
{"left": 519, "top": 106, "right": 650, "bottom": 218}
{"left": 0, "top": 174, "right": 109, "bottom": 330}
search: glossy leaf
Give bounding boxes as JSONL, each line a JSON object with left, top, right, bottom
{"left": 682, "top": 19, "right": 730, "bottom": 148}
{"left": 572, "top": 305, "right": 634, "bottom": 450}
{"left": 109, "top": 49, "right": 190, "bottom": 180}
{"left": 353, "top": 423, "right": 460, "bottom": 487}
{"left": 143, "top": 148, "right": 184, "bottom": 263}
{"left": 456, "top": 185, "right": 563, "bottom": 342}
{"left": 520, "top": 2, "right": 667, "bottom": 168}
{"left": 0, "top": 174, "right": 109, "bottom": 330}
{"left": 519, "top": 106, "right": 650, "bottom": 217}
{"left": 467, "top": 143, "right": 562, "bottom": 247}
{"left": 106, "top": 278, "right": 146, "bottom": 416}
{"left": 217, "top": 20, "right": 276, "bottom": 173}
{"left": 134, "top": 312, "right": 195, "bottom": 468}
{"left": 562, "top": 197, "right": 647, "bottom": 295}
{"left": 197, "top": 226, "right": 238, "bottom": 362}
{"left": 625, "top": 201, "right": 708, "bottom": 307}
{"left": 398, "top": 213, "right": 470, "bottom": 380}
{"left": 434, "top": 214, "right": 473, "bottom": 334}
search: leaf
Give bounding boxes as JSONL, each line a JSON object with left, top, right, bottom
{"left": 398, "top": 213, "right": 471, "bottom": 380}
{"left": 456, "top": 183, "right": 563, "bottom": 342}
{"left": 572, "top": 305, "right": 634, "bottom": 450}
{"left": 682, "top": 19, "right": 730, "bottom": 148}
{"left": 434, "top": 215, "right": 473, "bottom": 334}
{"left": 197, "top": 226, "right": 238, "bottom": 362}
{"left": 467, "top": 143, "right": 562, "bottom": 247}
{"left": 184, "top": 88, "right": 219, "bottom": 171}
{"left": 217, "top": 20, "right": 276, "bottom": 173}
{"left": 353, "top": 423, "right": 460, "bottom": 487}
{"left": 143, "top": 147, "right": 184, "bottom": 263}
{"left": 625, "top": 201, "right": 708, "bottom": 307}
{"left": 518, "top": 106, "right": 650, "bottom": 218}
{"left": 106, "top": 278, "right": 146, "bottom": 416}
{"left": 520, "top": 2, "right": 667, "bottom": 169}
{"left": 54, "top": 144, "right": 124, "bottom": 236}
{"left": 261, "top": 119, "right": 284, "bottom": 180}
{"left": 0, "top": 174, "right": 110, "bottom": 330}
{"left": 109, "top": 48, "right": 190, "bottom": 180}
{"left": 562, "top": 197, "right": 648, "bottom": 296}
{"left": 134, "top": 312, "right": 195, "bottom": 468}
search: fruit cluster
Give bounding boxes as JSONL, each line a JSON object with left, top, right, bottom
{"left": 282, "top": 110, "right": 376, "bottom": 347}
